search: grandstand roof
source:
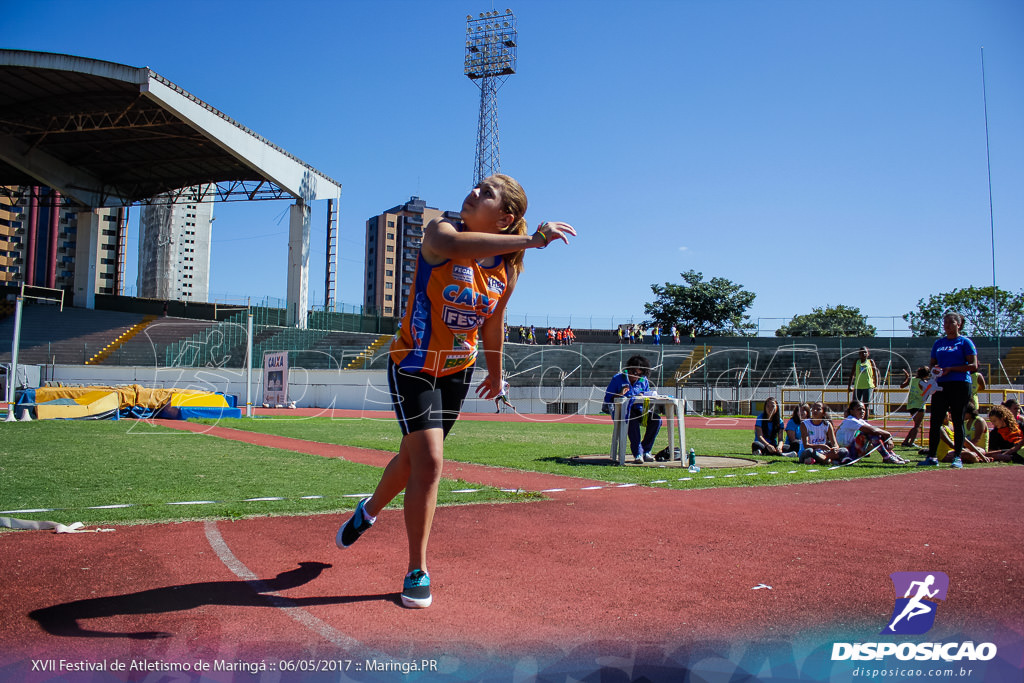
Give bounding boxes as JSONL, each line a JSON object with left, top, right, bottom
{"left": 0, "top": 49, "right": 341, "bottom": 208}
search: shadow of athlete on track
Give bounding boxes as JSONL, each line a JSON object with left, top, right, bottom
{"left": 29, "top": 562, "right": 396, "bottom": 639}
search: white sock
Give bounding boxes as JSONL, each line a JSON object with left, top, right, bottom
{"left": 360, "top": 503, "right": 377, "bottom": 524}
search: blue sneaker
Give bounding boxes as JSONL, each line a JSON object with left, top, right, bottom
{"left": 401, "top": 569, "right": 432, "bottom": 608}
{"left": 950, "top": 456, "right": 963, "bottom": 469}
{"left": 916, "top": 457, "right": 940, "bottom": 467}
{"left": 336, "top": 498, "right": 374, "bottom": 549}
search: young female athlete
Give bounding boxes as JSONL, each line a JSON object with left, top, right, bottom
{"left": 335, "top": 174, "right": 575, "bottom": 608}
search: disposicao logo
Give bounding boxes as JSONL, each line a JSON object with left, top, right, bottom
{"left": 882, "top": 571, "right": 948, "bottom": 635}
{"left": 831, "top": 571, "right": 998, "bottom": 663}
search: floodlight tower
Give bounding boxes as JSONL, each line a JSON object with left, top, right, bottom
{"left": 465, "top": 9, "right": 517, "bottom": 185}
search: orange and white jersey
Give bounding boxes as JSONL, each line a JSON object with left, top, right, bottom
{"left": 390, "top": 250, "right": 509, "bottom": 377}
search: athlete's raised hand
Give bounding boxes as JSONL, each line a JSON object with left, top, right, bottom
{"left": 533, "top": 221, "right": 576, "bottom": 248}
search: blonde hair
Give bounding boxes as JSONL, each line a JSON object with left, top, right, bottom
{"left": 489, "top": 173, "right": 528, "bottom": 278}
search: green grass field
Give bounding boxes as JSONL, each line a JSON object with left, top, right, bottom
{"left": 0, "top": 420, "right": 534, "bottom": 526}
{"left": 0, "top": 416, "right": 941, "bottom": 526}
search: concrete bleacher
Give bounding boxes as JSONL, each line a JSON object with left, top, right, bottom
{"left": 0, "top": 305, "right": 147, "bottom": 365}
{"left": 269, "top": 336, "right": 1024, "bottom": 391}
{"left": 100, "top": 317, "right": 224, "bottom": 367}
{"left": 4, "top": 303, "right": 1022, "bottom": 400}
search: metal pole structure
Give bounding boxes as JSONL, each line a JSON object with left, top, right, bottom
{"left": 981, "top": 47, "right": 999, "bottom": 352}
{"left": 245, "top": 312, "right": 254, "bottom": 418}
{"left": 5, "top": 296, "right": 23, "bottom": 421}
{"left": 465, "top": 9, "right": 517, "bottom": 185}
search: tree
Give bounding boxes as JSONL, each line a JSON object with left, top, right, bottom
{"left": 903, "top": 286, "right": 1024, "bottom": 338}
{"left": 644, "top": 270, "right": 756, "bottom": 336}
{"left": 776, "top": 304, "right": 876, "bottom": 337}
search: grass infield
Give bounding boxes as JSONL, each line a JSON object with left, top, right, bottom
{"left": 197, "top": 415, "right": 941, "bottom": 484}
{"left": 0, "top": 421, "right": 534, "bottom": 526}
{"left": 2, "top": 416, "right": 956, "bottom": 526}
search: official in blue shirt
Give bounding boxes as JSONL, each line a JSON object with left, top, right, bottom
{"left": 603, "top": 355, "right": 662, "bottom": 463}
{"left": 921, "top": 311, "right": 978, "bottom": 468}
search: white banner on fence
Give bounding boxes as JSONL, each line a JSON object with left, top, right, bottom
{"left": 263, "top": 351, "right": 289, "bottom": 406}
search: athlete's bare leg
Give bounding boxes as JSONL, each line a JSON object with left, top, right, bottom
{"left": 364, "top": 428, "right": 445, "bottom": 574}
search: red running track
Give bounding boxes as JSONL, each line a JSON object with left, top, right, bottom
{"left": 1, "top": 421, "right": 1021, "bottom": 681}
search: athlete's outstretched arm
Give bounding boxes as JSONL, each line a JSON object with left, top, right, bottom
{"left": 422, "top": 219, "right": 575, "bottom": 264}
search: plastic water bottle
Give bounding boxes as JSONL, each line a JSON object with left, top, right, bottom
{"left": 687, "top": 448, "right": 700, "bottom": 473}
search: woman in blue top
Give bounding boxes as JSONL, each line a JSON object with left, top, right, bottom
{"left": 784, "top": 402, "right": 810, "bottom": 455}
{"left": 603, "top": 354, "right": 662, "bottom": 463}
{"left": 920, "top": 311, "right": 978, "bottom": 469}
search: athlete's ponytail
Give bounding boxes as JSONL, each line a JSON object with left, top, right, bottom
{"left": 490, "top": 173, "right": 528, "bottom": 279}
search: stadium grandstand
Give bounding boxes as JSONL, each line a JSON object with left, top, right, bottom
{"left": 3, "top": 296, "right": 1022, "bottom": 417}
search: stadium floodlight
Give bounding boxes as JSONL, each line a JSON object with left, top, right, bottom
{"left": 465, "top": 8, "right": 517, "bottom": 185}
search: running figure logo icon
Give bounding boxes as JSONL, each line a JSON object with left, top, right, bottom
{"left": 882, "top": 572, "right": 949, "bottom": 635}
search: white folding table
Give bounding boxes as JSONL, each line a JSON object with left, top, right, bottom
{"left": 610, "top": 395, "right": 686, "bottom": 466}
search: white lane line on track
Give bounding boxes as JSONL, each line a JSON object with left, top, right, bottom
{"left": 203, "top": 520, "right": 379, "bottom": 654}
{"left": 3, "top": 465, "right": 891, "bottom": 516}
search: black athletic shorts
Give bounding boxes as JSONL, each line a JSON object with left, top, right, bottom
{"left": 387, "top": 358, "right": 473, "bottom": 437}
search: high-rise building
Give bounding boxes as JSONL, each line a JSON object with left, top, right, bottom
{"left": 364, "top": 197, "right": 461, "bottom": 317}
{"left": 0, "top": 186, "right": 120, "bottom": 295}
{"left": 0, "top": 192, "right": 20, "bottom": 287}
{"left": 137, "top": 185, "right": 213, "bottom": 302}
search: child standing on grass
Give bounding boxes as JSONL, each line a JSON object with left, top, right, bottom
{"left": 900, "top": 367, "right": 929, "bottom": 447}
{"left": 335, "top": 175, "right": 574, "bottom": 609}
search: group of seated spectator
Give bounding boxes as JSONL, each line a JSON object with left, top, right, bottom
{"left": 912, "top": 399, "right": 1022, "bottom": 465}
{"left": 751, "top": 396, "right": 1024, "bottom": 467}
{"left": 753, "top": 398, "right": 907, "bottom": 465}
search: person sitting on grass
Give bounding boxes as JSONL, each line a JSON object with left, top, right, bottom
{"left": 987, "top": 405, "right": 1024, "bottom": 464}
{"left": 784, "top": 403, "right": 810, "bottom": 456}
{"left": 603, "top": 354, "right": 661, "bottom": 464}
{"left": 752, "top": 397, "right": 785, "bottom": 456}
{"left": 963, "top": 404, "right": 988, "bottom": 453}
{"left": 835, "top": 400, "right": 908, "bottom": 464}
{"left": 934, "top": 411, "right": 990, "bottom": 466}
{"left": 800, "top": 401, "right": 848, "bottom": 465}
{"left": 1001, "top": 398, "right": 1024, "bottom": 431}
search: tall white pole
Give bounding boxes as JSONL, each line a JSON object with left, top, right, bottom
{"left": 981, "top": 47, "right": 1004, "bottom": 378}
{"left": 5, "top": 296, "right": 23, "bottom": 422}
{"left": 245, "top": 311, "right": 253, "bottom": 417}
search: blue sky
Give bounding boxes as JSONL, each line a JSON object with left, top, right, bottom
{"left": 5, "top": 0, "right": 1022, "bottom": 334}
